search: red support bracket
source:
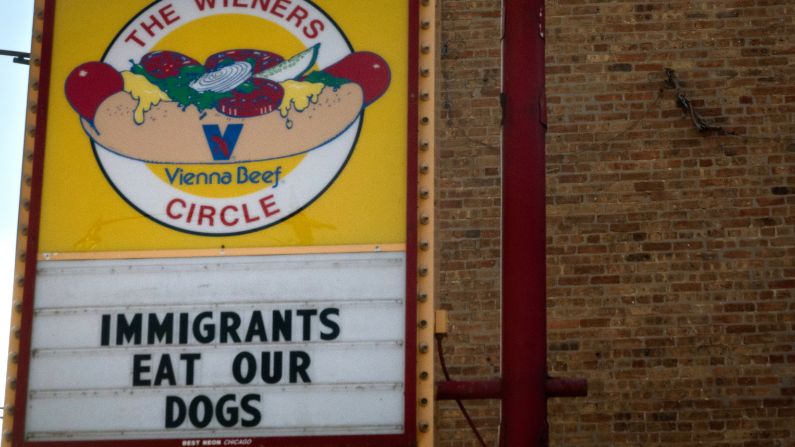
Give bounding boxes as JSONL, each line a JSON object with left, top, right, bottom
{"left": 436, "top": 380, "right": 501, "bottom": 401}
{"left": 436, "top": 377, "right": 587, "bottom": 401}
{"left": 545, "top": 377, "right": 588, "bottom": 398}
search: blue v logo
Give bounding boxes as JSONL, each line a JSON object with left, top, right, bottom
{"left": 202, "top": 124, "right": 243, "bottom": 161}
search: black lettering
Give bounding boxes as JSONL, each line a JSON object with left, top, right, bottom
{"left": 180, "top": 353, "right": 201, "bottom": 386}
{"left": 165, "top": 396, "right": 186, "bottom": 428}
{"left": 289, "top": 351, "right": 311, "bottom": 383}
{"left": 189, "top": 395, "right": 214, "bottom": 428}
{"left": 296, "top": 309, "right": 317, "bottom": 341}
{"left": 272, "top": 310, "right": 292, "bottom": 341}
{"left": 148, "top": 313, "right": 174, "bottom": 344}
{"left": 117, "top": 314, "right": 142, "bottom": 345}
{"left": 261, "top": 351, "right": 283, "bottom": 384}
{"left": 233, "top": 351, "right": 256, "bottom": 384}
{"left": 133, "top": 354, "right": 151, "bottom": 386}
{"left": 101, "top": 314, "right": 111, "bottom": 346}
{"left": 154, "top": 354, "right": 176, "bottom": 386}
{"left": 320, "top": 308, "right": 340, "bottom": 340}
{"left": 216, "top": 394, "right": 238, "bottom": 427}
{"left": 220, "top": 312, "right": 242, "bottom": 343}
{"left": 179, "top": 313, "right": 189, "bottom": 344}
{"left": 245, "top": 311, "right": 267, "bottom": 342}
{"left": 240, "top": 394, "right": 262, "bottom": 427}
{"left": 193, "top": 311, "right": 215, "bottom": 343}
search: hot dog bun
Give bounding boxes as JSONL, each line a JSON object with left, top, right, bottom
{"left": 82, "top": 83, "right": 364, "bottom": 164}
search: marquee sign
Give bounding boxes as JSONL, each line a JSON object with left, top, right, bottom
{"left": 8, "top": 0, "right": 423, "bottom": 446}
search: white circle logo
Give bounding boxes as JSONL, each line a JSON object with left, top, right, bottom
{"left": 64, "top": 1, "right": 391, "bottom": 235}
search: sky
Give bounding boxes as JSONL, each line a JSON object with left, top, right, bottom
{"left": 0, "top": 0, "right": 34, "bottom": 404}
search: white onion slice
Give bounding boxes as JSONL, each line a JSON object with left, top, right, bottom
{"left": 189, "top": 61, "right": 252, "bottom": 93}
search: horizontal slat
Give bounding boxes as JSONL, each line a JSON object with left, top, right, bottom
{"left": 31, "top": 306, "right": 404, "bottom": 349}
{"left": 34, "top": 297, "right": 402, "bottom": 316}
{"left": 34, "top": 252, "right": 406, "bottom": 307}
{"left": 30, "top": 342, "right": 404, "bottom": 389}
{"left": 27, "top": 424, "right": 404, "bottom": 441}
{"left": 26, "top": 387, "right": 404, "bottom": 438}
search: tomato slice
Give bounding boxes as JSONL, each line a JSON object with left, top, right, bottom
{"left": 205, "top": 49, "right": 284, "bottom": 75}
{"left": 215, "top": 78, "right": 284, "bottom": 117}
{"left": 140, "top": 51, "right": 201, "bottom": 79}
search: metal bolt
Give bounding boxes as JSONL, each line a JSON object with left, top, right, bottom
{"left": 20, "top": 225, "right": 28, "bottom": 236}
{"left": 419, "top": 190, "right": 430, "bottom": 200}
{"left": 23, "top": 200, "right": 30, "bottom": 211}
{"left": 420, "top": 91, "right": 430, "bottom": 101}
{"left": 418, "top": 319, "right": 428, "bottom": 329}
{"left": 421, "top": 68, "right": 430, "bottom": 77}
{"left": 13, "top": 327, "right": 20, "bottom": 339}
{"left": 5, "top": 405, "right": 13, "bottom": 416}
{"left": 421, "top": 0, "right": 430, "bottom": 6}
{"left": 420, "top": 116, "right": 430, "bottom": 125}
{"left": 419, "top": 164, "right": 430, "bottom": 175}
{"left": 539, "top": 7, "right": 545, "bottom": 39}
{"left": 418, "top": 266, "right": 428, "bottom": 277}
{"left": 419, "top": 371, "right": 429, "bottom": 380}
{"left": 421, "top": 44, "right": 431, "bottom": 55}
{"left": 10, "top": 352, "right": 18, "bottom": 364}
{"left": 8, "top": 378, "right": 17, "bottom": 390}
{"left": 27, "top": 127, "right": 36, "bottom": 138}
{"left": 419, "top": 343, "right": 429, "bottom": 354}
{"left": 419, "top": 421, "right": 430, "bottom": 433}
{"left": 3, "top": 431, "right": 12, "bottom": 442}
{"left": 420, "top": 140, "right": 430, "bottom": 151}
{"left": 420, "top": 215, "right": 430, "bottom": 225}
{"left": 421, "top": 21, "right": 431, "bottom": 30}
{"left": 14, "top": 301, "right": 22, "bottom": 313}
{"left": 29, "top": 103, "right": 37, "bottom": 113}
{"left": 419, "top": 397, "right": 429, "bottom": 407}
{"left": 16, "top": 276, "right": 24, "bottom": 287}
{"left": 32, "top": 80, "right": 39, "bottom": 91}
{"left": 419, "top": 241, "right": 430, "bottom": 251}
{"left": 418, "top": 292, "right": 428, "bottom": 303}
{"left": 36, "top": 9, "right": 44, "bottom": 19}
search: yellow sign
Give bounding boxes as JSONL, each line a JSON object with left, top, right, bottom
{"left": 39, "top": 0, "right": 408, "bottom": 254}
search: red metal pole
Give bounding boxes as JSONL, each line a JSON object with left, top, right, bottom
{"left": 502, "top": 0, "right": 547, "bottom": 445}
{"left": 546, "top": 378, "right": 588, "bottom": 398}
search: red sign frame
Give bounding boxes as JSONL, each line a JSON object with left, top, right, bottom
{"left": 11, "top": 0, "right": 419, "bottom": 446}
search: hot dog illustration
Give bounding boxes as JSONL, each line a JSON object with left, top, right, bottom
{"left": 65, "top": 45, "right": 390, "bottom": 163}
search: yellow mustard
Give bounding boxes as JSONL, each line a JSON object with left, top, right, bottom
{"left": 121, "top": 71, "right": 170, "bottom": 124}
{"left": 278, "top": 80, "right": 325, "bottom": 117}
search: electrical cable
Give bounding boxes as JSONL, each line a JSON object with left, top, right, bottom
{"left": 435, "top": 334, "right": 490, "bottom": 447}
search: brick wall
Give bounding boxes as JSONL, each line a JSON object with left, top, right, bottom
{"left": 437, "top": 0, "right": 503, "bottom": 444}
{"left": 436, "top": 0, "right": 795, "bottom": 445}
